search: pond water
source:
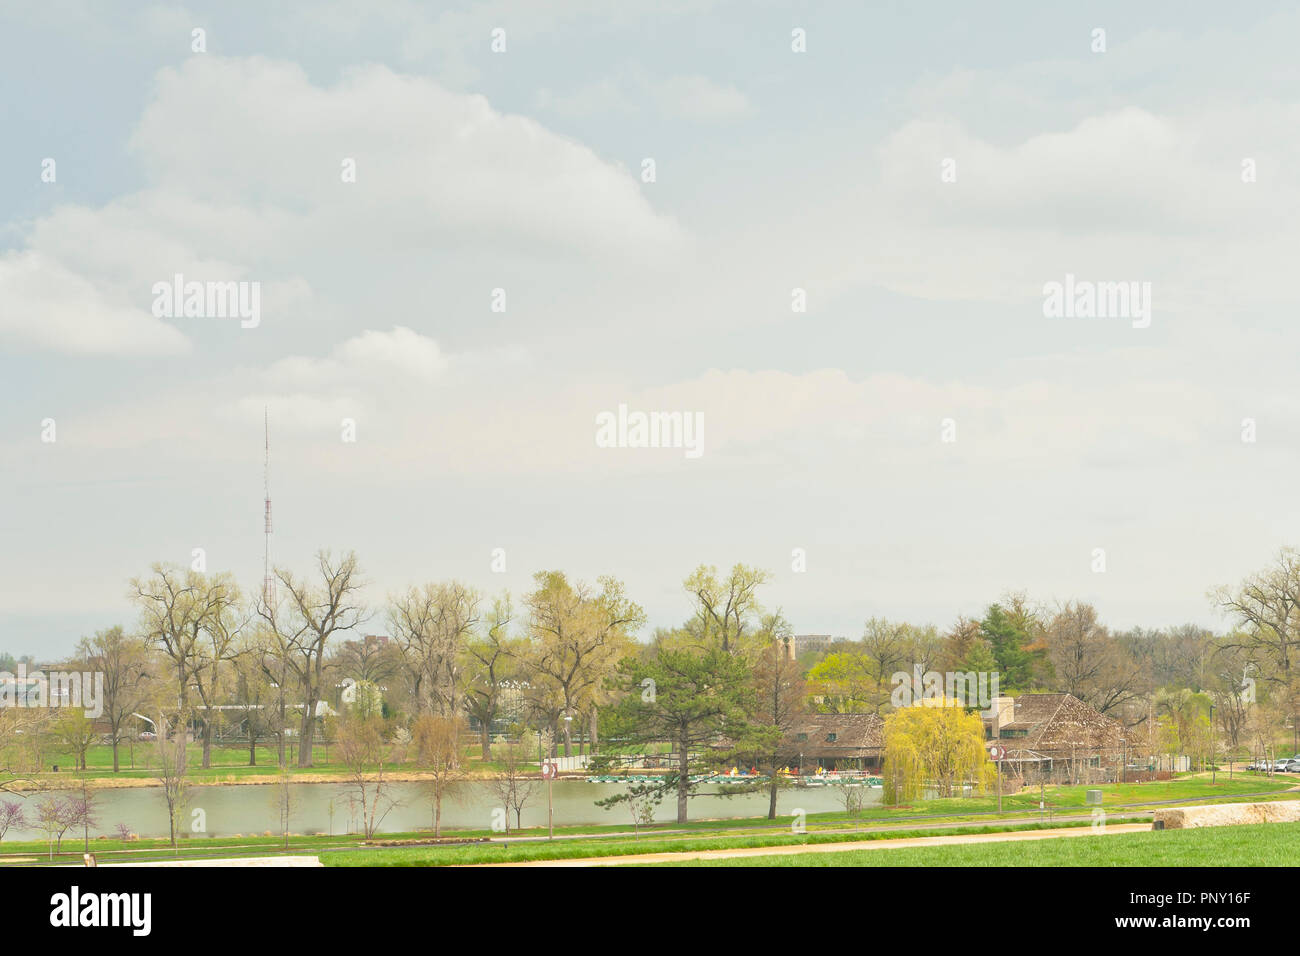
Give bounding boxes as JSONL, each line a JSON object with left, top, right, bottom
{"left": 6, "top": 779, "right": 881, "bottom": 841}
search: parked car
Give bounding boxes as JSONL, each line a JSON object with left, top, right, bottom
{"left": 1285, "top": 758, "right": 1300, "bottom": 773}
{"left": 138, "top": 730, "right": 156, "bottom": 740}
{"left": 1272, "top": 759, "right": 1291, "bottom": 772}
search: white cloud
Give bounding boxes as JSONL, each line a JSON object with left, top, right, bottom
{"left": 264, "top": 326, "right": 449, "bottom": 391}
{"left": 0, "top": 56, "right": 681, "bottom": 357}
{"left": 537, "top": 66, "right": 753, "bottom": 121}
{"left": 0, "top": 250, "right": 190, "bottom": 356}
{"left": 129, "top": 57, "right": 680, "bottom": 251}
{"left": 876, "top": 107, "right": 1292, "bottom": 235}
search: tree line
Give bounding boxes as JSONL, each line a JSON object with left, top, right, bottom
{"left": 4, "top": 548, "right": 1300, "bottom": 826}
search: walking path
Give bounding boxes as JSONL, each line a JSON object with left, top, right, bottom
{"left": 100, "top": 855, "right": 323, "bottom": 867}
{"left": 474, "top": 822, "right": 1152, "bottom": 866}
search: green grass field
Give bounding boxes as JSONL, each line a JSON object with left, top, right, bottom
{"left": 650, "top": 820, "right": 1300, "bottom": 867}
{"left": 860, "top": 774, "right": 1296, "bottom": 818}
{"left": 318, "top": 820, "right": 1101, "bottom": 866}
{"left": 0, "top": 814, "right": 1098, "bottom": 867}
{"left": 24, "top": 740, "right": 528, "bottom": 783}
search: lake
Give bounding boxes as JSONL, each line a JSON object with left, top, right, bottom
{"left": 6, "top": 779, "right": 880, "bottom": 841}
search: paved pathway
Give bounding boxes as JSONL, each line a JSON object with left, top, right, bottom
{"left": 101, "top": 855, "right": 323, "bottom": 867}
{"left": 475, "top": 822, "right": 1152, "bottom": 867}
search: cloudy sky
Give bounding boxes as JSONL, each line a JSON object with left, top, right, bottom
{"left": 4, "top": 1, "right": 1299, "bottom": 656}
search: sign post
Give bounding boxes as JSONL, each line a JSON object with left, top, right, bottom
{"left": 987, "top": 745, "right": 1007, "bottom": 813}
{"left": 541, "top": 760, "right": 558, "bottom": 839}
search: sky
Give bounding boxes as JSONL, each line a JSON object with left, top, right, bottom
{"left": 3, "top": 1, "right": 1300, "bottom": 656}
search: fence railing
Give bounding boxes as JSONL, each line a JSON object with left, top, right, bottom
{"left": 545, "top": 755, "right": 590, "bottom": 771}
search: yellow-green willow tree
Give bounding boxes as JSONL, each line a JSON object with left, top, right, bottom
{"left": 882, "top": 701, "right": 995, "bottom": 803}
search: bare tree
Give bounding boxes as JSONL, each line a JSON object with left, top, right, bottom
{"left": 68, "top": 773, "right": 99, "bottom": 853}
{"left": 939, "top": 616, "right": 994, "bottom": 673}
{"left": 0, "top": 801, "right": 26, "bottom": 842}
{"left": 390, "top": 581, "right": 481, "bottom": 717}
{"left": 260, "top": 551, "right": 368, "bottom": 767}
{"left": 335, "top": 714, "right": 397, "bottom": 838}
{"left": 131, "top": 565, "right": 247, "bottom": 768}
{"left": 1216, "top": 550, "right": 1300, "bottom": 742}
{"left": 190, "top": 577, "right": 246, "bottom": 768}
{"left": 270, "top": 766, "right": 295, "bottom": 850}
{"left": 626, "top": 789, "right": 657, "bottom": 838}
{"left": 131, "top": 565, "right": 227, "bottom": 715}
{"left": 683, "top": 563, "right": 770, "bottom": 653}
{"left": 154, "top": 708, "right": 191, "bottom": 850}
{"left": 523, "top": 571, "right": 643, "bottom": 756}
{"left": 335, "top": 634, "right": 400, "bottom": 686}
{"left": 463, "top": 596, "right": 515, "bottom": 761}
{"left": 1207, "top": 638, "right": 1255, "bottom": 750}
{"left": 486, "top": 737, "right": 540, "bottom": 835}
{"left": 51, "top": 707, "right": 95, "bottom": 772}
{"left": 253, "top": 626, "right": 295, "bottom": 768}
{"left": 413, "top": 713, "right": 465, "bottom": 836}
{"left": 1044, "top": 601, "right": 1147, "bottom": 715}
{"left": 231, "top": 629, "right": 275, "bottom": 766}
{"left": 0, "top": 707, "right": 50, "bottom": 795}
{"left": 75, "top": 626, "right": 150, "bottom": 773}
{"left": 751, "top": 612, "right": 806, "bottom": 819}
{"left": 860, "top": 617, "right": 910, "bottom": 711}
{"left": 33, "top": 797, "right": 71, "bottom": 860}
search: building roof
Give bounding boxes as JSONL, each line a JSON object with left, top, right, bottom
{"left": 783, "top": 713, "right": 885, "bottom": 757}
{"left": 782, "top": 695, "right": 1123, "bottom": 762}
{"left": 989, "top": 693, "right": 1124, "bottom": 755}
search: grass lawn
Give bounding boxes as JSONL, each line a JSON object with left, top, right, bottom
{"left": 857, "top": 774, "right": 1296, "bottom": 820}
{"left": 25, "top": 741, "right": 533, "bottom": 784}
{"left": 318, "top": 820, "right": 1098, "bottom": 867}
{"left": 650, "top": 821, "right": 1300, "bottom": 867}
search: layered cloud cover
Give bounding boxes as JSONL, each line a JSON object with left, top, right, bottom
{"left": 3, "top": 2, "right": 1300, "bottom": 650}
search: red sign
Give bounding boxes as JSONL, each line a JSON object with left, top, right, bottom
{"left": 541, "top": 762, "right": 558, "bottom": 780}
{"left": 987, "top": 745, "right": 1007, "bottom": 761}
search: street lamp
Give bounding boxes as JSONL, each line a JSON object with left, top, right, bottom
{"left": 1210, "top": 704, "right": 1216, "bottom": 782}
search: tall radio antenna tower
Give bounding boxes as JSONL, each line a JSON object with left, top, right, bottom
{"left": 263, "top": 407, "right": 274, "bottom": 606}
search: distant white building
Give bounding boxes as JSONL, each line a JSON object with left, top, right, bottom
{"left": 793, "top": 634, "right": 838, "bottom": 655}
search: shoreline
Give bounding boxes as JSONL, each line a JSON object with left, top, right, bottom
{"left": 15, "top": 768, "right": 569, "bottom": 792}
